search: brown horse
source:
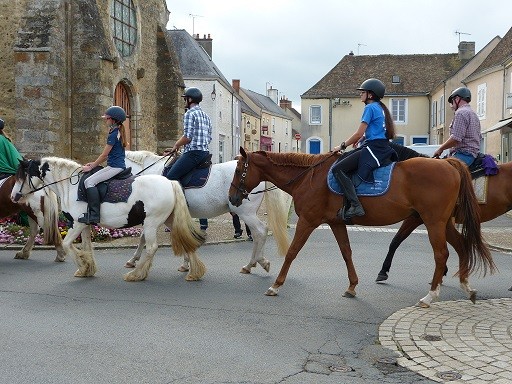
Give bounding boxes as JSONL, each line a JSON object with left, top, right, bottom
{"left": 1, "top": 175, "right": 65, "bottom": 261}
{"left": 229, "top": 148, "right": 496, "bottom": 307}
{"left": 377, "top": 148, "right": 512, "bottom": 288}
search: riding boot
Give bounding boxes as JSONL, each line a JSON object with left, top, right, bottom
{"left": 78, "top": 187, "right": 101, "bottom": 225}
{"left": 333, "top": 169, "right": 365, "bottom": 220}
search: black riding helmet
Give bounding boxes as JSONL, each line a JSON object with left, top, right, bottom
{"left": 357, "top": 78, "right": 386, "bottom": 99}
{"left": 0, "top": 118, "right": 4, "bottom": 130}
{"left": 183, "top": 87, "right": 203, "bottom": 104}
{"left": 448, "top": 87, "right": 471, "bottom": 103}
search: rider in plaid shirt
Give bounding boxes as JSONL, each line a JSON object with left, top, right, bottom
{"left": 165, "top": 87, "right": 212, "bottom": 181}
{"left": 433, "top": 87, "right": 481, "bottom": 166}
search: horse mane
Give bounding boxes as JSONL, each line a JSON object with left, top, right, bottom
{"left": 125, "top": 150, "right": 161, "bottom": 166}
{"left": 41, "top": 156, "right": 82, "bottom": 175}
{"left": 255, "top": 151, "right": 333, "bottom": 167}
{"left": 389, "top": 143, "right": 428, "bottom": 161}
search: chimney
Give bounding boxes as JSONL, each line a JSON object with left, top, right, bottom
{"left": 267, "top": 86, "right": 279, "bottom": 105}
{"left": 195, "top": 33, "right": 213, "bottom": 59}
{"left": 280, "top": 96, "right": 292, "bottom": 110}
{"left": 232, "top": 79, "right": 240, "bottom": 94}
{"left": 458, "top": 41, "right": 475, "bottom": 61}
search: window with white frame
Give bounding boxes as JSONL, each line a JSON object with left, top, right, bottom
{"left": 431, "top": 100, "right": 437, "bottom": 127}
{"left": 439, "top": 95, "right": 445, "bottom": 124}
{"left": 309, "top": 105, "right": 321, "bottom": 124}
{"left": 272, "top": 117, "right": 276, "bottom": 133}
{"left": 477, "top": 83, "right": 487, "bottom": 118}
{"left": 285, "top": 120, "right": 289, "bottom": 135}
{"left": 390, "top": 98, "right": 406, "bottom": 123}
{"left": 411, "top": 136, "right": 428, "bottom": 144}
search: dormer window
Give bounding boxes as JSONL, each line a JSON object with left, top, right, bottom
{"left": 392, "top": 75, "right": 400, "bottom": 84}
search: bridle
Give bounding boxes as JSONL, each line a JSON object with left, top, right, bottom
{"left": 231, "top": 151, "right": 338, "bottom": 201}
{"left": 12, "top": 160, "right": 80, "bottom": 202}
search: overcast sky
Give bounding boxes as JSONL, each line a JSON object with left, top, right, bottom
{"left": 165, "top": 1, "right": 510, "bottom": 110}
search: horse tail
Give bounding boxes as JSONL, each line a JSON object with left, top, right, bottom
{"left": 168, "top": 181, "right": 206, "bottom": 279}
{"left": 264, "top": 182, "right": 291, "bottom": 256}
{"left": 42, "top": 190, "right": 63, "bottom": 247}
{"left": 447, "top": 158, "right": 497, "bottom": 277}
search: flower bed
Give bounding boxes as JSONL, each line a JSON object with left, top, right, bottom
{"left": 0, "top": 214, "right": 141, "bottom": 245}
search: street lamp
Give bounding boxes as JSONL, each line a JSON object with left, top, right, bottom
{"left": 246, "top": 120, "right": 251, "bottom": 132}
{"left": 211, "top": 83, "right": 216, "bottom": 101}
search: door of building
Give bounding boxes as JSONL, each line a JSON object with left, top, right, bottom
{"left": 114, "top": 83, "right": 131, "bottom": 150}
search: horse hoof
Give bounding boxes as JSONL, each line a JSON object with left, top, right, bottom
{"left": 509, "top": 286, "right": 512, "bottom": 292}
{"left": 469, "top": 290, "right": 477, "bottom": 303}
{"left": 74, "top": 270, "right": 87, "bottom": 277}
{"left": 14, "top": 253, "right": 29, "bottom": 260}
{"left": 375, "top": 273, "right": 388, "bottom": 282}
{"left": 178, "top": 266, "right": 189, "bottom": 272}
{"left": 124, "top": 261, "right": 136, "bottom": 268}
{"left": 240, "top": 267, "right": 251, "bottom": 274}
{"left": 185, "top": 274, "right": 200, "bottom": 281}
{"left": 265, "top": 287, "right": 278, "bottom": 296}
{"left": 261, "top": 261, "right": 270, "bottom": 273}
{"left": 415, "top": 301, "right": 430, "bottom": 308}
{"left": 342, "top": 290, "right": 356, "bottom": 298}
{"left": 123, "top": 272, "right": 143, "bottom": 282}
{"left": 54, "top": 257, "right": 66, "bottom": 262}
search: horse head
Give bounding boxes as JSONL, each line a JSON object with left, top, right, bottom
{"left": 229, "top": 147, "right": 265, "bottom": 207}
{"left": 11, "top": 159, "right": 44, "bottom": 203}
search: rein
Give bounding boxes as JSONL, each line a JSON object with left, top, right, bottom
{"left": 13, "top": 164, "right": 81, "bottom": 201}
{"left": 233, "top": 151, "right": 339, "bottom": 199}
{"left": 134, "top": 150, "right": 175, "bottom": 176}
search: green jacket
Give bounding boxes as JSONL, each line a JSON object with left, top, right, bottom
{"left": 0, "top": 134, "right": 23, "bottom": 174}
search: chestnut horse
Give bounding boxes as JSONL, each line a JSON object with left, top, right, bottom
{"left": 376, "top": 146, "right": 511, "bottom": 286}
{"left": 0, "top": 175, "right": 65, "bottom": 261}
{"left": 229, "top": 148, "right": 496, "bottom": 307}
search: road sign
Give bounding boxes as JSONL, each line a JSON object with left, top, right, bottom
{"left": 294, "top": 133, "right": 301, "bottom": 140}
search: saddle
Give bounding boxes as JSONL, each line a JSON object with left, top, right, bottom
{"left": 77, "top": 166, "right": 135, "bottom": 203}
{"left": 468, "top": 153, "right": 499, "bottom": 179}
{"left": 162, "top": 153, "right": 212, "bottom": 189}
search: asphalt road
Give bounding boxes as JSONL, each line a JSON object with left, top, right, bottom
{"left": 0, "top": 227, "right": 510, "bottom": 384}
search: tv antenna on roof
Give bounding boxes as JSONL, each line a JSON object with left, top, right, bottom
{"left": 357, "top": 43, "right": 367, "bottom": 55}
{"left": 189, "top": 13, "right": 203, "bottom": 35}
{"left": 455, "top": 30, "right": 471, "bottom": 43}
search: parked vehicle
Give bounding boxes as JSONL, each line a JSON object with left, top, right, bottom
{"left": 406, "top": 144, "right": 450, "bottom": 158}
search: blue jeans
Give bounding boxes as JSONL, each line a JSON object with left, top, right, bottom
{"left": 452, "top": 152, "right": 475, "bottom": 167}
{"left": 165, "top": 150, "right": 209, "bottom": 180}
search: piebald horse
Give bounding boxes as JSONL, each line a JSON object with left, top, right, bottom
{"left": 11, "top": 157, "right": 206, "bottom": 282}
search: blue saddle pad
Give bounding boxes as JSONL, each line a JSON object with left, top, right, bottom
{"left": 327, "top": 162, "right": 396, "bottom": 196}
{"left": 181, "top": 167, "right": 211, "bottom": 189}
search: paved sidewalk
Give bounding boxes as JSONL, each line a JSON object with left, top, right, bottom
{"left": 379, "top": 298, "right": 512, "bottom": 383}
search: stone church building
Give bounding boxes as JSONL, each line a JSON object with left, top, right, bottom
{"left": 0, "top": 0, "right": 184, "bottom": 162}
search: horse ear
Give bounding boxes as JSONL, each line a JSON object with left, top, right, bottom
{"left": 240, "top": 147, "right": 247, "bottom": 158}
{"left": 40, "top": 162, "right": 50, "bottom": 178}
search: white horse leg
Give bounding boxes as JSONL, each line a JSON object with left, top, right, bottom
{"left": 14, "top": 217, "right": 38, "bottom": 260}
{"left": 178, "top": 253, "right": 190, "bottom": 272}
{"left": 125, "top": 231, "right": 145, "bottom": 268}
{"left": 68, "top": 225, "right": 97, "bottom": 277}
{"left": 124, "top": 229, "right": 158, "bottom": 282}
{"left": 239, "top": 218, "right": 270, "bottom": 274}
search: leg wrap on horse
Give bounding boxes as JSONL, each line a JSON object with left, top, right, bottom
{"left": 333, "top": 169, "right": 365, "bottom": 220}
{"left": 78, "top": 187, "right": 101, "bottom": 225}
